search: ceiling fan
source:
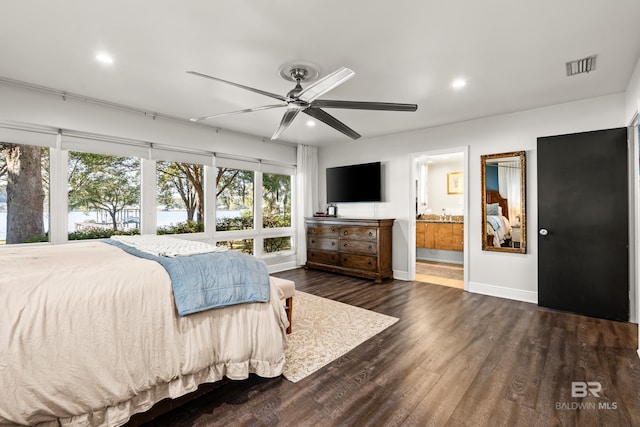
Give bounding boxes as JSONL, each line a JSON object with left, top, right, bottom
{"left": 187, "top": 65, "right": 418, "bottom": 140}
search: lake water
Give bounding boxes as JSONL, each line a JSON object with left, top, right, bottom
{"left": 0, "top": 210, "right": 242, "bottom": 240}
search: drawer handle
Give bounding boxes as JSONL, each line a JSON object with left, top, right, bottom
{"left": 331, "top": 241, "right": 336, "bottom": 246}
{"left": 368, "top": 245, "right": 373, "bottom": 251}
{"left": 368, "top": 231, "right": 373, "bottom": 237}
{"left": 367, "top": 261, "right": 372, "bottom": 266}
{"left": 343, "top": 230, "right": 348, "bottom": 235}
{"left": 343, "top": 243, "right": 348, "bottom": 248}
{"left": 311, "top": 239, "right": 315, "bottom": 244}
{"left": 332, "top": 228, "right": 337, "bottom": 234}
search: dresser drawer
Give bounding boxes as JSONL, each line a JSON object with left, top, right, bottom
{"left": 339, "top": 227, "right": 377, "bottom": 240}
{"left": 307, "top": 249, "right": 339, "bottom": 266}
{"left": 308, "top": 237, "right": 339, "bottom": 251}
{"left": 340, "top": 253, "right": 378, "bottom": 271}
{"left": 307, "top": 224, "right": 339, "bottom": 236}
{"left": 339, "top": 239, "right": 377, "bottom": 255}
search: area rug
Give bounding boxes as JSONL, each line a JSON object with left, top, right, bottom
{"left": 282, "top": 291, "right": 399, "bottom": 383}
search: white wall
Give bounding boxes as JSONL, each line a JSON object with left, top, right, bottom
{"left": 0, "top": 84, "right": 297, "bottom": 165}
{"left": 425, "top": 159, "right": 464, "bottom": 216}
{"left": 625, "top": 56, "right": 640, "bottom": 124}
{"left": 319, "top": 93, "right": 626, "bottom": 303}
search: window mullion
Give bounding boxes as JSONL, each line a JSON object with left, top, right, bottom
{"left": 254, "top": 170, "right": 263, "bottom": 257}
{"left": 49, "top": 136, "right": 68, "bottom": 244}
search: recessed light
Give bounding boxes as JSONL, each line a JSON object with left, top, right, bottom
{"left": 306, "top": 120, "right": 316, "bottom": 127}
{"left": 95, "top": 52, "right": 113, "bottom": 64}
{"left": 451, "top": 78, "right": 466, "bottom": 89}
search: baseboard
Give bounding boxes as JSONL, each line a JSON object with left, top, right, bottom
{"left": 468, "top": 281, "right": 538, "bottom": 304}
{"left": 393, "top": 269, "right": 410, "bottom": 281}
{"left": 267, "top": 261, "right": 299, "bottom": 274}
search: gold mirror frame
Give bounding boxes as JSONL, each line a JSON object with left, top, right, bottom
{"left": 481, "top": 151, "right": 526, "bottom": 253}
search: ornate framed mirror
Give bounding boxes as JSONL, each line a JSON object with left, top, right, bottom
{"left": 481, "top": 151, "right": 526, "bottom": 253}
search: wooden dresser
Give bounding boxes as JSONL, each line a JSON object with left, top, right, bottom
{"left": 305, "top": 217, "right": 394, "bottom": 283}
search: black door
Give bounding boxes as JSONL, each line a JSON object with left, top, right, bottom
{"left": 537, "top": 127, "right": 629, "bottom": 321}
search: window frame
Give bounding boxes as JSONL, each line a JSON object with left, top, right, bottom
{"left": 0, "top": 125, "right": 296, "bottom": 262}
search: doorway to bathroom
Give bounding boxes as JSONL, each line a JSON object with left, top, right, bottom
{"left": 410, "top": 147, "right": 468, "bottom": 290}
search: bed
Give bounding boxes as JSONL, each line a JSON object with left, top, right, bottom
{"left": 485, "top": 190, "right": 512, "bottom": 247}
{"left": 0, "top": 236, "right": 288, "bottom": 427}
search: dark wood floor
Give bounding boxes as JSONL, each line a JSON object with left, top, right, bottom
{"left": 130, "top": 268, "right": 640, "bottom": 427}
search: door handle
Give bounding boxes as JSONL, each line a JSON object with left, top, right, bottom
{"left": 539, "top": 228, "right": 549, "bottom": 236}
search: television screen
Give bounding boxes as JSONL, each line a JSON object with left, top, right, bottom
{"left": 326, "top": 162, "right": 382, "bottom": 203}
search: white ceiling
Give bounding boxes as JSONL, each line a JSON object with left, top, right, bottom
{"left": 1, "top": 1, "right": 639, "bottom": 147}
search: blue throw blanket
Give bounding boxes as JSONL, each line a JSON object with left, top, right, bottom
{"left": 486, "top": 215, "right": 502, "bottom": 231}
{"left": 105, "top": 240, "right": 270, "bottom": 316}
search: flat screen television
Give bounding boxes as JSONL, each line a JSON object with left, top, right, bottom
{"left": 326, "top": 161, "right": 382, "bottom": 203}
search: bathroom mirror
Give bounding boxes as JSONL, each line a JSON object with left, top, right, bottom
{"left": 481, "top": 151, "right": 526, "bottom": 253}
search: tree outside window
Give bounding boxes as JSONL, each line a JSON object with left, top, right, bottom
{"left": 216, "top": 167, "right": 254, "bottom": 231}
{"left": 156, "top": 161, "right": 204, "bottom": 234}
{"left": 67, "top": 152, "right": 140, "bottom": 240}
{"left": 0, "top": 143, "right": 49, "bottom": 244}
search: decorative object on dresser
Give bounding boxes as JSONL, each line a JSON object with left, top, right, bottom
{"left": 305, "top": 217, "right": 394, "bottom": 283}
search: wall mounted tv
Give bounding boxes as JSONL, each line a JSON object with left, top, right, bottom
{"left": 326, "top": 161, "right": 382, "bottom": 203}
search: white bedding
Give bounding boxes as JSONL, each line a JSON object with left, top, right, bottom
{"left": 0, "top": 241, "right": 288, "bottom": 427}
{"left": 486, "top": 215, "right": 512, "bottom": 247}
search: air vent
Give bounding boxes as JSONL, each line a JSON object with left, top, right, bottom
{"left": 566, "top": 55, "right": 596, "bottom": 76}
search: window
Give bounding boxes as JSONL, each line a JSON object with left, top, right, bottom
{"left": 264, "top": 236, "right": 291, "bottom": 254}
{"left": 216, "top": 167, "right": 254, "bottom": 231}
{"left": 156, "top": 161, "right": 204, "bottom": 234}
{"left": 0, "top": 143, "right": 49, "bottom": 244}
{"left": 262, "top": 172, "right": 291, "bottom": 228}
{"left": 67, "top": 152, "right": 140, "bottom": 240}
{"left": 216, "top": 239, "right": 254, "bottom": 255}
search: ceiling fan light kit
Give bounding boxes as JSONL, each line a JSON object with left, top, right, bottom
{"left": 188, "top": 63, "right": 418, "bottom": 140}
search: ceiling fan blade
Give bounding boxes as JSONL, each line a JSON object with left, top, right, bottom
{"left": 190, "top": 104, "right": 287, "bottom": 122}
{"left": 187, "top": 71, "right": 288, "bottom": 102}
{"left": 304, "top": 107, "right": 361, "bottom": 140}
{"left": 311, "top": 99, "right": 418, "bottom": 112}
{"left": 297, "top": 67, "right": 355, "bottom": 103}
{"left": 271, "top": 108, "right": 301, "bottom": 140}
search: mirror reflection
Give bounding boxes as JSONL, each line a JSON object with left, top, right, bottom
{"left": 481, "top": 151, "right": 526, "bottom": 253}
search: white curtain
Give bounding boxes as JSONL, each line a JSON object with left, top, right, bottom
{"left": 498, "top": 161, "right": 521, "bottom": 225}
{"left": 295, "top": 144, "right": 318, "bottom": 266}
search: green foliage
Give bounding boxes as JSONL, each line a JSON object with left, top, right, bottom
{"left": 263, "top": 214, "right": 291, "bottom": 228}
{"left": 68, "top": 152, "right": 140, "bottom": 230}
{"left": 67, "top": 227, "right": 139, "bottom": 240}
{"left": 157, "top": 220, "right": 204, "bottom": 235}
{"left": 216, "top": 167, "right": 253, "bottom": 210}
{"left": 157, "top": 161, "right": 203, "bottom": 222}
{"left": 18, "top": 233, "right": 49, "bottom": 244}
{"left": 217, "top": 239, "right": 253, "bottom": 255}
{"left": 263, "top": 236, "right": 291, "bottom": 253}
{"left": 216, "top": 215, "right": 254, "bottom": 231}
{"left": 263, "top": 173, "right": 291, "bottom": 228}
